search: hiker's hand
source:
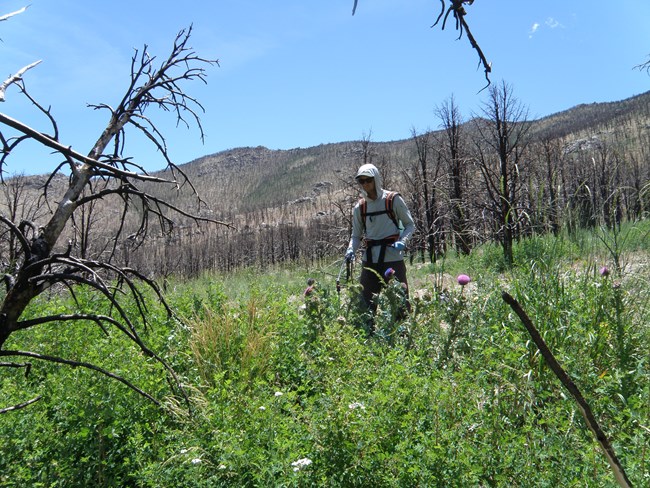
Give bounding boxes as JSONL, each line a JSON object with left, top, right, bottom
{"left": 393, "top": 241, "right": 406, "bottom": 251}
{"left": 345, "top": 249, "right": 355, "bottom": 262}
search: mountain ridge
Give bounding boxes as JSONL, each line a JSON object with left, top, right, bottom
{"left": 171, "top": 90, "right": 650, "bottom": 213}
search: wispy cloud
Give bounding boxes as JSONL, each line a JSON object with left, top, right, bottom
{"left": 529, "top": 17, "right": 564, "bottom": 38}
{"left": 545, "top": 17, "right": 563, "bottom": 29}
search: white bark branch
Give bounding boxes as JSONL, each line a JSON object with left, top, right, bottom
{"left": 0, "top": 60, "right": 42, "bottom": 102}
{"left": 0, "top": 6, "right": 29, "bottom": 22}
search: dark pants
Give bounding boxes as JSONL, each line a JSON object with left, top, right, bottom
{"left": 359, "top": 260, "right": 409, "bottom": 313}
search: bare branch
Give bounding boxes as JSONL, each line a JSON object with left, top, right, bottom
{"left": 0, "top": 6, "right": 29, "bottom": 22}
{"left": 432, "top": 0, "right": 491, "bottom": 88}
{"left": 352, "top": 1, "right": 490, "bottom": 85}
{"left": 502, "top": 292, "right": 633, "bottom": 488}
{"left": 0, "top": 360, "right": 31, "bottom": 376}
{"left": 17, "top": 313, "right": 111, "bottom": 335}
{"left": 25, "top": 262, "right": 145, "bottom": 328}
{"left": 20, "top": 253, "right": 178, "bottom": 341}
{"left": 0, "top": 214, "right": 32, "bottom": 261}
{"left": 0, "top": 112, "right": 175, "bottom": 184}
{"left": 0, "top": 349, "right": 160, "bottom": 405}
{"left": 0, "top": 60, "right": 42, "bottom": 102}
{"left": 634, "top": 55, "right": 650, "bottom": 75}
{"left": 0, "top": 395, "right": 42, "bottom": 414}
{"left": 74, "top": 185, "right": 233, "bottom": 228}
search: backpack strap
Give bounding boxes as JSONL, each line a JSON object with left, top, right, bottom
{"left": 359, "top": 191, "right": 401, "bottom": 231}
{"left": 384, "top": 191, "right": 400, "bottom": 230}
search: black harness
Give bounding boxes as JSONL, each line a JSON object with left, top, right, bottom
{"left": 360, "top": 191, "right": 401, "bottom": 264}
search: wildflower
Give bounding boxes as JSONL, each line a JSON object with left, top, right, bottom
{"left": 191, "top": 458, "right": 202, "bottom": 465}
{"left": 304, "top": 285, "right": 315, "bottom": 296}
{"left": 599, "top": 266, "right": 610, "bottom": 277}
{"left": 274, "top": 391, "right": 283, "bottom": 397}
{"left": 348, "top": 402, "right": 366, "bottom": 410}
{"left": 291, "top": 458, "right": 313, "bottom": 472}
{"left": 457, "top": 274, "right": 471, "bottom": 286}
{"left": 258, "top": 406, "right": 266, "bottom": 411}
{"left": 384, "top": 267, "right": 395, "bottom": 280}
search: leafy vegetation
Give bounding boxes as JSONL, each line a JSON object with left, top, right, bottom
{"left": 1, "top": 221, "right": 648, "bottom": 487}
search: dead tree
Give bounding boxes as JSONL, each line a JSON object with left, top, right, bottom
{"left": 0, "top": 20, "right": 226, "bottom": 411}
{"left": 473, "top": 81, "right": 531, "bottom": 266}
{"left": 436, "top": 96, "right": 472, "bottom": 255}
{"left": 410, "top": 128, "right": 443, "bottom": 262}
{"left": 538, "top": 138, "right": 563, "bottom": 236}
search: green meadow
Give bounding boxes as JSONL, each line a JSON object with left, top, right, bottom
{"left": 1, "top": 222, "right": 648, "bottom": 487}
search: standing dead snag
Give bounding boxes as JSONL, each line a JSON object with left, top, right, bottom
{"left": 0, "top": 24, "right": 227, "bottom": 410}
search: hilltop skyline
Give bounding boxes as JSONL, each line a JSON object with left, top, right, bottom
{"left": 2, "top": 0, "right": 649, "bottom": 175}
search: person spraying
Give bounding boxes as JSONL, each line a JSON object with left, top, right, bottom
{"left": 345, "top": 163, "right": 415, "bottom": 319}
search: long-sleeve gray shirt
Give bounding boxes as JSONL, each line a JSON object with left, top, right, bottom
{"left": 347, "top": 188, "right": 415, "bottom": 263}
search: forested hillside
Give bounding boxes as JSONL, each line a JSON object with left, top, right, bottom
{"left": 6, "top": 89, "right": 650, "bottom": 277}
{"left": 176, "top": 89, "right": 650, "bottom": 214}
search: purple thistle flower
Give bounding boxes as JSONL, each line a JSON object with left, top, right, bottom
{"left": 457, "top": 274, "right": 471, "bottom": 286}
{"left": 304, "top": 285, "right": 315, "bottom": 296}
{"left": 384, "top": 267, "right": 395, "bottom": 280}
{"left": 599, "top": 266, "right": 609, "bottom": 277}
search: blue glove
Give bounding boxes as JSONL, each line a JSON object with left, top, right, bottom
{"left": 393, "top": 241, "right": 406, "bottom": 251}
{"left": 345, "top": 249, "right": 355, "bottom": 262}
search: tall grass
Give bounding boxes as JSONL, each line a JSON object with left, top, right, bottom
{"left": 187, "top": 295, "right": 277, "bottom": 387}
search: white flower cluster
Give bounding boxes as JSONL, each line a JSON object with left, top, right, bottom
{"left": 179, "top": 448, "right": 202, "bottom": 466}
{"left": 291, "top": 458, "right": 312, "bottom": 472}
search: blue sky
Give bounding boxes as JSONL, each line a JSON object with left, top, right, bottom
{"left": 2, "top": 0, "right": 650, "bottom": 176}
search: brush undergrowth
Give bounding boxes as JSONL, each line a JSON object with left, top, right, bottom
{"left": 0, "top": 222, "right": 649, "bottom": 487}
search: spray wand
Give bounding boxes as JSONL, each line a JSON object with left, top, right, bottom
{"left": 336, "top": 256, "right": 352, "bottom": 295}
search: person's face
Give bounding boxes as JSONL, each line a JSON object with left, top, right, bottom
{"left": 357, "top": 176, "right": 374, "bottom": 191}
